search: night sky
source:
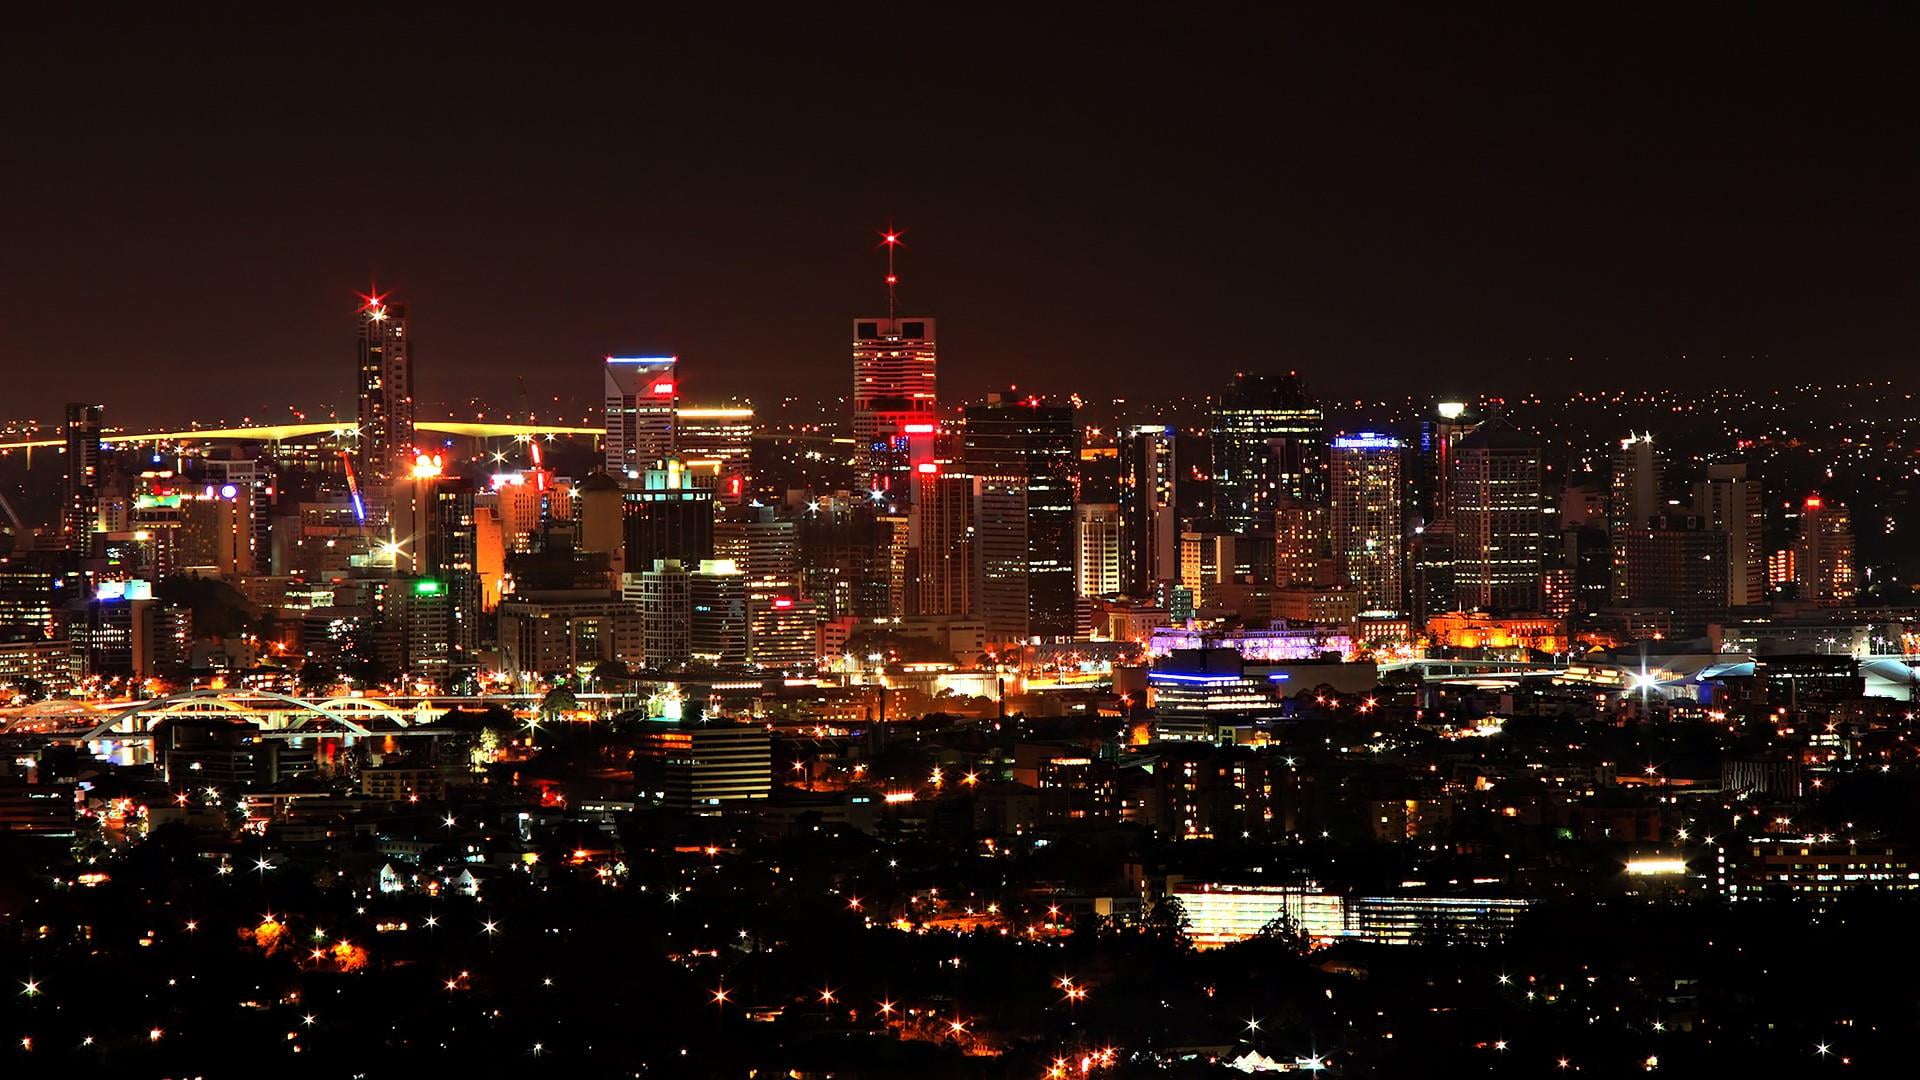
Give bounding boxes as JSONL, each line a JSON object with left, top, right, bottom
{"left": 2, "top": 6, "right": 1915, "bottom": 424}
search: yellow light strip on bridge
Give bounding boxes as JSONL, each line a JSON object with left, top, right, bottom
{"left": 0, "top": 420, "right": 600, "bottom": 450}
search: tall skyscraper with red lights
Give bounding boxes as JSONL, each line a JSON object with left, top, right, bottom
{"left": 605, "top": 356, "right": 679, "bottom": 481}
{"left": 852, "top": 317, "right": 937, "bottom": 497}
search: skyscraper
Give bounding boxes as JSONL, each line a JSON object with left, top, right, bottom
{"left": 1450, "top": 420, "right": 1545, "bottom": 613}
{"left": 635, "top": 559, "right": 692, "bottom": 670}
{"left": 907, "top": 440, "right": 974, "bottom": 617}
{"left": 689, "top": 559, "right": 749, "bottom": 667}
{"left": 1609, "top": 434, "right": 1662, "bottom": 535}
{"left": 604, "top": 357, "right": 679, "bottom": 481}
{"left": 1075, "top": 502, "right": 1122, "bottom": 598}
{"left": 1612, "top": 514, "right": 1730, "bottom": 638}
{"left": 851, "top": 317, "right": 937, "bottom": 498}
{"left": 1210, "top": 372, "right": 1326, "bottom": 533}
{"left": 1117, "top": 425, "right": 1178, "bottom": 596}
{"left": 620, "top": 458, "right": 715, "bottom": 574}
{"left": 1329, "top": 433, "right": 1405, "bottom": 611}
{"left": 63, "top": 402, "right": 104, "bottom": 556}
{"left": 1794, "top": 494, "right": 1856, "bottom": 606}
{"left": 676, "top": 404, "right": 754, "bottom": 504}
{"left": 355, "top": 294, "right": 413, "bottom": 488}
{"left": 964, "top": 394, "right": 1079, "bottom": 644}
{"left": 1693, "top": 464, "right": 1766, "bottom": 607}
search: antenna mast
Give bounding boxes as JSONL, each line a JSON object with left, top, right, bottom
{"left": 882, "top": 227, "right": 901, "bottom": 322}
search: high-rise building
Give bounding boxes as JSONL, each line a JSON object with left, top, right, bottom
{"left": 1416, "top": 401, "right": 1480, "bottom": 524}
{"left": 852, "top": 317, "right": 937, "bottom": 498}
{"left": 1117, "top": 425, "right": 1178, "bottom": 595}
{"left": 354, "top": 295, "right": 413, "bottom": 488}
{"left": 655, "top": 721, "right": 772, "bottom": 814}
{"left": 747, "top": 594, "right": 817, "bottom": 671}
{"left": 689, "top": 559, "right": 749, "bottom": 667}
{"left": 963, "top": 394, "right": 1080, "bottom": 644}
{"left": 1610, "top": 434, "right": 1662, "bottom": 534}
{"left": 907, "top": 444, "right": 974, "bottom": 617}
{"left": 1329, "top": 433, "right": 1405, "bottom": 611}
{"left": 796, "top": 497, "right": 906, "bottom": 619}
{"left": 633, "top": 559, "right": 692, "bottom": 670}
{"left": 1612, "top": 514, "right": 1730, "bottom": 638}
{"left": 1210, "top": 373, "right": 1326, "bottom": 533}
{"left": 1274, "top": 497, "right": 1331, "bottom": 588}
{"left": 676, "top": 404, "right": 754, "bottom": 504}
{"left": 63, "top": 403, "right": 104, "bottom": 556}
{"left": 1693, "top": 464, "right": 1766, "bottom": 607}
{"left": 423, "top": 482, "right": 480, "bottom": 684}
{"left": 620, "top": 459, "right": 715, "bottom": 573}
{"left": 604, "top": 357, "right": 679, "bottom": 481}
{"left": 0, "top": 550, "right": 80, "bottom": 643}
{"left": 1794, "top": 494, "right": 1856, "bottom": 606}
{"left": 1075, "top": 503, "right": 1123, "bottom": 598}
{"left": 1450, "top": 420, "right": 1545, "bottom": 613}
{"left": 714, "top": 507, "right": 799, "bottom": 601}
{"left": 176, "top": 486, "right": 255, "bottom": 578}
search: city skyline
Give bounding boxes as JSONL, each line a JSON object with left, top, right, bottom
{"left": 7, "top": 9, "right": 1920, "bottom": 1078}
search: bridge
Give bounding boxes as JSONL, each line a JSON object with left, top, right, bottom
{"left": 0, "top": 420, "right": 601, "bottom": 452}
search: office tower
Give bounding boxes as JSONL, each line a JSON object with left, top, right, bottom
{"left": 636, "top": 559, "right": 692, "bottom": 669}
{"left": 1408, "top": 520, "right": 1455, "bottom": 623}
{"left": 747, "top": 594, "right": 817, "bottom": 671}
{"left": 656, "top": 720, "right": 772, "bottom": 814}
{"left": 852, "top": 317, "right": 937, "bottom": 499}
{"left": 176, "top": 486, "right": 255, "bottom": 577}
{"left": 1329, "top": 433, "right": 1406, "bottom": 611}
{"left": 676, "top": 404, "right": 754, "bottom": 504}
{"left": 964, "top": 394, "right": 1080, "bottom": 644}
{"left": 63, "top": 403, "right": 104, "bottom": 556}
{"left": 0, "top": 550, "right": 81, "bottom": 643}
{"left": 1274, "top": 497, "right": 1331, "bottom": 588}
{"left": 689, "top": 559, "right": 749, "bottom": 667}
{"left": 907, "top": 448, "right": 974, "bottom": 617}
{"left": 1416, "top": 400, "right": 1480, "bottom": 523}
{"left": 714, "top": 507, "right": 800, "bottom": 601}
{"left": 1613, "top": 514, "right": 1731, "bottom": 637}
{"left": 1209, "top": 372, "right": 1326, "bottom": 533}
{"left": 1560, "top": 524, "right": 1612, "bottom": 613}
{"left": 1450, "top": 420, "right": 1545, "bottom": 612}
{"left": 1118, "top": 425, "right": 1178, "bottom": 595}
{"left": 355, "top": 294, "right": 413, "bottom": 488}
{"left": 1794, "top": 494, "right": 1856, "bottom": 606}
{"left": 1693, "top": 464, "right": 1766, "bottom": 606}
{"left": 1610, "top": 434, "right": 1662, "bottom": 534}
{"left": 621, "top": 459, "right": 715, "bottom": 572}
{"left": 200, "top": 450, "right": 272, "bottom": 566}
{"left": 1178, "top": 529, "right": 1236, "bottom": 609}
{"left": 604, "top": 357, "right": 679, "bottom": 481}
{"left": 423, "top": 483, "right": 480, "bottom": 683}
{"left": 1075, "top": 503, "right": 1123, "bottom": 598}
{"left": 796, "top": 497, "right": 905, "bottom": 619}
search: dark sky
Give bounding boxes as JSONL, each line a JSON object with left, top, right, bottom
{"left": 3, "top": 5, "right": 1916, "bottom": 424}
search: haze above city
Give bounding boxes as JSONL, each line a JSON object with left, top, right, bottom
{"left": 3, "top": 6, "right": 1917, "bottom": 424}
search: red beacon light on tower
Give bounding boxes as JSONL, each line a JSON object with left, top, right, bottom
{"left": 1805, "top": 494, "right": 1824, "bottom": 511}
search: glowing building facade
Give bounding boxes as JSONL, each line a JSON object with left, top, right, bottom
{"left": 1329, "top": 433, "right": 1405, "bottom": 611}
{"left": 604, "top": 357, "right": 679, "bottom": 481}
{"left": 852, "top": 317, "right": 937, "bottom": 499}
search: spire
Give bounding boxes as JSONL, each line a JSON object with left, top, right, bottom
{"left": 880, "top": 227, "right": 902, "bottom": 322}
